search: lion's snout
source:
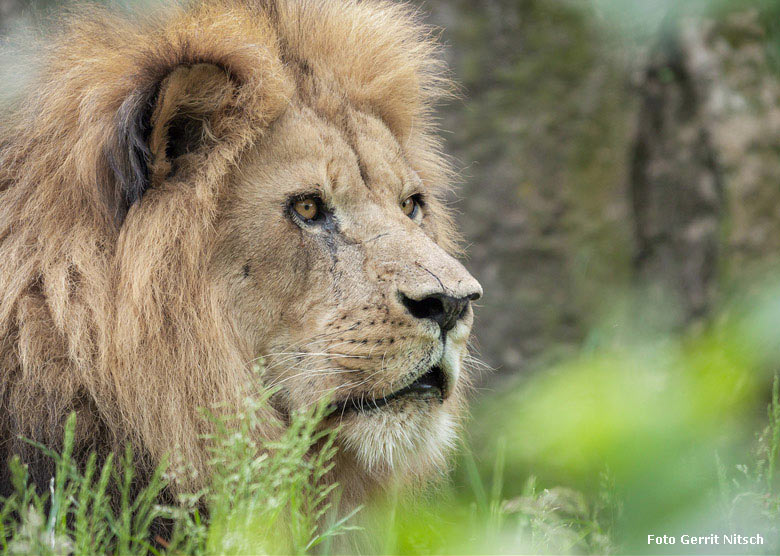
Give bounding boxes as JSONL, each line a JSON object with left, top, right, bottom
{"left": 399, "top": 291, "right": 477, "bottom": 333}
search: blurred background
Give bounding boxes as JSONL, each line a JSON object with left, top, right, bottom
{"left": 417, "top": 0, "right": 780, "bottom": 384}
{"left": 2, "top": 1, "right": 780, "bottom": 554}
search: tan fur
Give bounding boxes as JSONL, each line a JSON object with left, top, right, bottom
{"left": 0, "top": 0, "right": 481, "bottom": 507}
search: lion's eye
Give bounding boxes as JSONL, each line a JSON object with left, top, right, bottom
{"left": 293, "top": 197, "right": 320, "bottom": 220}
{"left": 401, "top": 195, "right": 420, "bottom": 219}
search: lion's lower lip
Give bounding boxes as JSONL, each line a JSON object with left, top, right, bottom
{"left": 329, "top": 365, "right": 447, "bottom": 415}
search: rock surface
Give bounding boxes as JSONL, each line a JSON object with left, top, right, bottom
{"left": 421, "top": 1, "right": 780, "bottom": 380}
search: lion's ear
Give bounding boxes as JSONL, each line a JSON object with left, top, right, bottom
{"left": 146, "top": 64, "right": 233, "bottom": 185}
{"left": 109, "top": 64, "right": 234, "bottom": 221}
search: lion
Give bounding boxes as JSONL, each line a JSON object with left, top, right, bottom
{"left": 0, "top": 0, "right": 482, "bottom": 510}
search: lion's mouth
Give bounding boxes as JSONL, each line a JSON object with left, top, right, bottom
{"left": 329, "top": 364, "right": 447, "bottom": 415}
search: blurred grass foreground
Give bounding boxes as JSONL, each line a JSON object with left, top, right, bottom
{"left": 3, "top": 278, "right": 780, "bottom": 555}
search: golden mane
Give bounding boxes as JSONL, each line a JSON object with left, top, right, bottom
{"left": 0, "top": 0, "right": 454, "bottom": 494}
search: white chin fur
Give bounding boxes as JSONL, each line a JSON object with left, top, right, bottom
{"left": 340, "top": 406, "right": 457, "bottom": 474}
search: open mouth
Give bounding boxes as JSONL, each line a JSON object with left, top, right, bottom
{"left": 329, "top": 364, "right": 448, "bottom": 415}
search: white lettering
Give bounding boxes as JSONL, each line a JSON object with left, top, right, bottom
{"left": 649, "top": 532, "right": 762, "bottom": 547}
{"left": 723, "top": 534, "right": 764, "bottom": 545}
{"left": 681, "top": 534, "right": 719, "bottom": 545}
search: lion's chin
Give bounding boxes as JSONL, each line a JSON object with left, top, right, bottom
{"left": 337, "top": 401, "right": 459, "bottom": 475}
{"left": 328, "top": 338, "right": 469, "bottom": 476}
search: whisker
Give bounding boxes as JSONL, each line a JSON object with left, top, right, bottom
{"left": 264, "top": 367, "right": 362, "bottom": 390}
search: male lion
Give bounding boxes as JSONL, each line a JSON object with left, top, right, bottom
{"left": 0, "top": 0, "right": 482, "bottom": 508}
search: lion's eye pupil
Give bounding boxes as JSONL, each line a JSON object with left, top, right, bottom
{"left": 293, "top": 198, "right": 319, "bottom": 220}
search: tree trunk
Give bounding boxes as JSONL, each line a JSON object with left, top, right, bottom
{"left": 630, "top": 19, "right": 724, "bottom": 327}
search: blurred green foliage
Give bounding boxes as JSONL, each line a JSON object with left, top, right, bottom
{"left": 454, "top": 281, "right": 780, "bottom": 553}
{"left": 364, "top": 279, "right": 780, "bottom": 554}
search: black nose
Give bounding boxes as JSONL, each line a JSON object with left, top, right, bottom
{"left": 400, "top": 292, "right": 476, "bottom": 332}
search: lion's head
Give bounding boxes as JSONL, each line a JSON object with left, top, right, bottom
{"left": 225, "top": 85, "right": 482, "bottom": 476}
{"left": 0, "top": 0, "right": 480, "bottom": 502}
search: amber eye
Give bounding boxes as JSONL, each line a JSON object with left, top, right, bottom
{"left": 401, "top": 195, "right": 419, "bottom": 218}
{"left": 293, "top": 197, "right": 319, "bottom": 220}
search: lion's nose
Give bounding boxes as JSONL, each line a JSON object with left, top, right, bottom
{"left": 400, "top": 291, "right": 479, "bottom": 332}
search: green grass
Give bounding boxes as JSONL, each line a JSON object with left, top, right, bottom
{"left": 1, "top": 417, "right": 168, "bottom": 555}
{"left": 0, "top": 389, "right": 357, "bottom": 555}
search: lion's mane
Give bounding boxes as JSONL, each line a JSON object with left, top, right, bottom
{"left": 0, "top": 0, "right": 453, "bottom": 495}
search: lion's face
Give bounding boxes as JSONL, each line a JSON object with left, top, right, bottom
{"left": 213, "top": 103, "right": 481, "bottom": 474}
